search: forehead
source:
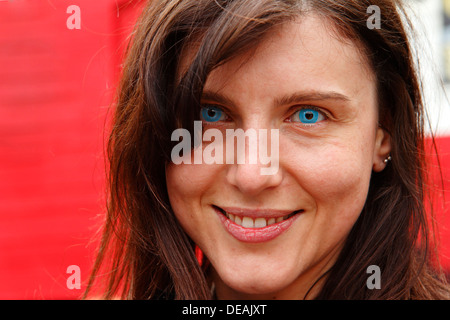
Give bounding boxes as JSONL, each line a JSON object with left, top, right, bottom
{"left": 200, "top": 14, "right": 376, "bottom": 105}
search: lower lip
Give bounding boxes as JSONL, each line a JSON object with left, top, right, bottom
{"left": 214, "top": 207, "right": 301, "bottom": 243}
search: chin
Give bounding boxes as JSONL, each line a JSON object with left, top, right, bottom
{"left": 220, "top": 274, "right": 297, "bottom": 299}
{"left": 213, "top": 257, "right": 301, "bottom": 297}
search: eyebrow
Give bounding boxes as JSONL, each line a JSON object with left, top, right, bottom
{"left": 201, "top": 90, "right": 237, "bottom": 108}
{"left": 201, "top": 89, "right": 351, "bottom": 108}
{"left": 274, "top": 90, "right": 352, "bottom": 106}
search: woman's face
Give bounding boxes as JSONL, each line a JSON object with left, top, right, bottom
{"left": 166, "top": 15, "right": 391, "bottom": 299}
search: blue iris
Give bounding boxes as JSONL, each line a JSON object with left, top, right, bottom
{"left": 298, "top": 109, "right": 320, "bottom": 124}
{"left": 201, "top": 106, "right": 223, "bottom": 122}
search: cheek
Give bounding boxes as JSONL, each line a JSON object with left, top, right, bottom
{"left": 281, "top": 134, "right": 374, "bottom": 217}
{"left": 165, "top": 162, "right": 221, "bottom": 240}
{"left": 281, "top": 141, "right": 372, "bottom": 263}
{"left": 166, "top": 163, "right": 207, "bottom": 213}
{"left": 311, "top": 152, "right": 370, "bottom": 202}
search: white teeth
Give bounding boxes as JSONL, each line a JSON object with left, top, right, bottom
{"left": 254, "top": 217, "right": 267, "bottom": 228}
{"left": 242, "top": 217, "right": 254, "bottom": 228}
{"left": 226, "top": 213, "right": 292, "bottom": 228}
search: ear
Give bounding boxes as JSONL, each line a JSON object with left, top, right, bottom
{"left": 372, "top": 127, "right": 392, "bottom": 172}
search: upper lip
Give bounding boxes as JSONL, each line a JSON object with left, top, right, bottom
{"left": 214, "top": 205, "right": 303, "bottom": 219}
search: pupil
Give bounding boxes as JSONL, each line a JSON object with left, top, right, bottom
{"left": 305, "top": 112, "right": 314, "bottom": 120}
{"left": 207, "top": 109, "right": 216, "bottom": 118}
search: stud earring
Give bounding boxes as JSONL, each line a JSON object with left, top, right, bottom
{"left": 384, "top": 155, "right": 392, "bottom": 164}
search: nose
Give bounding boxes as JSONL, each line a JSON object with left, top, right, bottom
{"left": 226, "top": 162, "right": 283, "bottom": 196}
{"left": 225, "top": 128, "right": 283, "bottom": 196}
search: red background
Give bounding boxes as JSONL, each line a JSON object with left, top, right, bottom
{"left": 0, "top": 0, "right": 449, "bottom": 299}
{"left": 0, "top": 0, "right": 145, "bottom": 299}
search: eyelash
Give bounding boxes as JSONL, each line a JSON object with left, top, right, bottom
{"left": 200, "top": 105, "right": 230, "bottom": 123}
{"left": 199, "top": 104, "right": 328, "bottom": 126}
{"left": 286, "top": 106, "right": 327, "bottom": 126}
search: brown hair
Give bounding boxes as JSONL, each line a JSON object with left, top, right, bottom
{"left": 84, "top": 0, "right": 450, "bottom": 299}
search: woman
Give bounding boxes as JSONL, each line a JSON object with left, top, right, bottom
{"left": 84, "top": 0, "right": 450, "bottom": 299}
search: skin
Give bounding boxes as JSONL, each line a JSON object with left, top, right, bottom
{"left": 166, "top": 14, "right": 391, "bottom": 299}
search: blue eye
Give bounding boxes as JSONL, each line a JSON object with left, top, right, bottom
{"left": 200, "top": 106, "right": 226, "bottom": 122}
{"left": 291, "top": 108, "right": 325, "bottom": 124}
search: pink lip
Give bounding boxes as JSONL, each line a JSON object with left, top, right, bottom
{"left": 214, "top": 206, "right": 302, "bottom": 243}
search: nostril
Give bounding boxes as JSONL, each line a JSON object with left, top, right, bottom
{"left": 225, "top": 163, "right": 283, "bottom": 196}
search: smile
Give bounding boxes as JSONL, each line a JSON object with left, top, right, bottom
{"left": 213, "top": 206, "right": 303, "bottom": 243}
